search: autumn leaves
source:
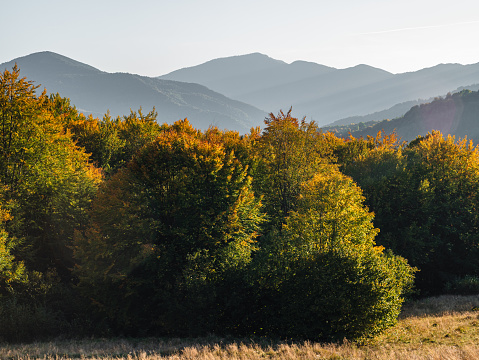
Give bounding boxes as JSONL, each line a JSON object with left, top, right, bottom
{"left": 1, "top": 67, "right": 475, "bottom": 342}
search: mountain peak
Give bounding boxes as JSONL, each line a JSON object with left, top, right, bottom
{"left": 1, "top": 51, "right": 102, "bottom": 76}
{"left": 161, "top": 52, "right": 286, "bottom": 79}
{"left": 347, "top": 63, "right": 393, "bottom": 75}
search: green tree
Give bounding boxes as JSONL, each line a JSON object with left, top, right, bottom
{"left": 342, "top": 131, "right": 479, "bottom": 294}
{"left": 250, "top": 164, "right": 415, "bottom": 341}
{"left": 67, "top": 108, "right": 163, "bottom": 174}
{"left": 0, "top": 185, "right": 25, "bottom": 294}
{"left": 74, "top": 120, "right": 265, "bottom": 335}
{"left": 0, "top": 64, "right": 44, "bottom": 190}
{"left": 0, "top": 65, "right": 102, "bottom": 282}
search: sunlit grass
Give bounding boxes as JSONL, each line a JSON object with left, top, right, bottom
{"left": 1, "top": 295, "right": 479, "bottom": 360}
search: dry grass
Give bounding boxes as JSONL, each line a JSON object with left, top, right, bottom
{"left": 1, "top": 295, "right": 479, "bottom": 360}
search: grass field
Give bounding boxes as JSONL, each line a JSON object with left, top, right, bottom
{"left": 1, "top": 295, "right": 478, "bottom": 360}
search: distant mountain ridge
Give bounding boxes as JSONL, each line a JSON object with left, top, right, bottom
{"left": 160, "top": 53, "right": 336, "bottom": 101}
{"left": 327, "top": 100, "right": 426, "bottom": 128}
{"left": 160, "top": 54, "right": 479, "bottom": 126}
{"left": 4, "top": 51, "right": 479, "bottom": 136}
{"left": 0, "top": 52, "right": 266, "bottom": 133}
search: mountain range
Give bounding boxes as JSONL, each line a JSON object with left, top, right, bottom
{"left": 160, "top": 53, "right": 479, "bottom": 126}
{"left": 3, "top": 51, "right": 479, "bottom": 136}
{"left": 328, "top": 83, "right": 479, "bottom": 128}
{"left": 0, "top": 52, "right": 265, "bottom": 133}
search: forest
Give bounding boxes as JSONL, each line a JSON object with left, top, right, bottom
{"left": 1, "top": 65, "right": 478, "bottom": 343}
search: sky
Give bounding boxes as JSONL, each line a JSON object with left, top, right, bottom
{"left": 2, "top": 0, "right": 479, "bottom": 77}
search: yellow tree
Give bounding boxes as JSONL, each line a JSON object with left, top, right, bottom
{"left": 0, "top": 64, "right": 45, "bottom": 190}
{"left": 0, "top": 65, "right": 102, "bottom": 283}
{"left": 254, "top": 109, "right": 326, "bottom": 228}
{"left": 251, "top": 163, "right": 415, "bottom": 341}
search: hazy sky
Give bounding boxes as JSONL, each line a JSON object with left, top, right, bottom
{"left": 3, "top": 0, "right": 479, "bottom": 76}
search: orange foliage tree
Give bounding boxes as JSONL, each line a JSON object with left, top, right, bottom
{"left": 0, "top": 65, "right": 101, "bottom": 286}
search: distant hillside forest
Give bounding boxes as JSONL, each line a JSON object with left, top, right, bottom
{"left": 1, "top": 66, "right": 479, "bottom": 343}
{"left": 324, "top": 89, "right": 479, "bottom": 143}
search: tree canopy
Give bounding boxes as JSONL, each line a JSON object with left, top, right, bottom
{"left": 74, "top": 120, "right": 265, "bottom": 334}
{"left": 341, "top": 131, "right": 479, "bottom": 294}
{"left": 0, "top": 66, "right": 431, "bottom": 342}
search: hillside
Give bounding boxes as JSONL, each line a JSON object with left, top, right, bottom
{"left": 324, "top": 83, "right": 479, "bottom": 130}
{"left": 331, "top": 90, "right": 479, "bottom": 143}
{"left": 161, "top": 54, "right": 479, "bottom": 126}
{"left": 326, "top": 99, "right": 426, "bottom": 127}
{"left": 0, "top": 52, "right": 266, "bottom": 133}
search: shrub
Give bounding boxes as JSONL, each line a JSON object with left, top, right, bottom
{"left": 0, "top": 296, "right": 69, "bottom": 342}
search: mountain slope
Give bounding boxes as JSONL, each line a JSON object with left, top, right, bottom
{"left": 336, "top": 90, "right": 479, "bottom": 143}
{"left": 326, "top": 83, "right": 479, "bottom": 128}
{"left": 326, "top": 99, "right": 425, "bottom": 128}
{"left": 160, "top": 55, "right": 479, "bottom": 126}
{"left": 160, "top": 54, "right": 393, "bottom": 122}
{"left": 1, "top": 52, "right": 266, "bottom": 133}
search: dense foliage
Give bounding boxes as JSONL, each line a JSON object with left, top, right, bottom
{"left": 249, "top": 163, "right": 414, "bottom": 340}
{"left": 342, "top": 131, "right": 479, "bottom": 295}
{"left": 0, "top": 65, "right": 103, "bottom": 341}
{"left": 5, "top": 66, "right": 478, "bottom": 343}
{"left": 74, "top": 121, "right": 265, "bottom": 335}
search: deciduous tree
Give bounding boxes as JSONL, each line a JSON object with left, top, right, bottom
{"left": 342, "top": 131, "right": 479, "bottom": 294}
{"left": 74, "top": 120, "right": 265, "bottom": 334}
{"left": 0, "top": 65, "right": 101, "bottom": 282}
{"left": 250, "top": 163, "right": 415, "bottom": 341}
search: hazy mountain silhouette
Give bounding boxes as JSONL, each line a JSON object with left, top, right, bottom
{"left": 6, "top": 52, "right": 479, "bottom": 134}
{"left": 160, "top": 53, "right": 336, "bottom": 101}
{"left": 160, "top": 54, "right": 479, "bottom": 126}
{"left": 0, "top": 52, "right": 266, "bottom": 132}
{"left": 327, "top": 99, "right": 426, "bottom": 128}
{"left": 328, "top": 90, "right": 479, "bottom": 143}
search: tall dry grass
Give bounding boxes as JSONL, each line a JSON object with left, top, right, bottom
{"left": 1, "top": 295, "right": 478, "bottom": 360}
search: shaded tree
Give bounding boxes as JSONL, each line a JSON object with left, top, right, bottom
{"left": 342, "top": 131, "right": 479, "bottom": 294}
{"left": 74, "top": 120, "right": 265, "bottom": 335}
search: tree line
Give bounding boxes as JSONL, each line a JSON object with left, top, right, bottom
{"left": 1, "top": 66, "right": 477, "bottom": 342}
